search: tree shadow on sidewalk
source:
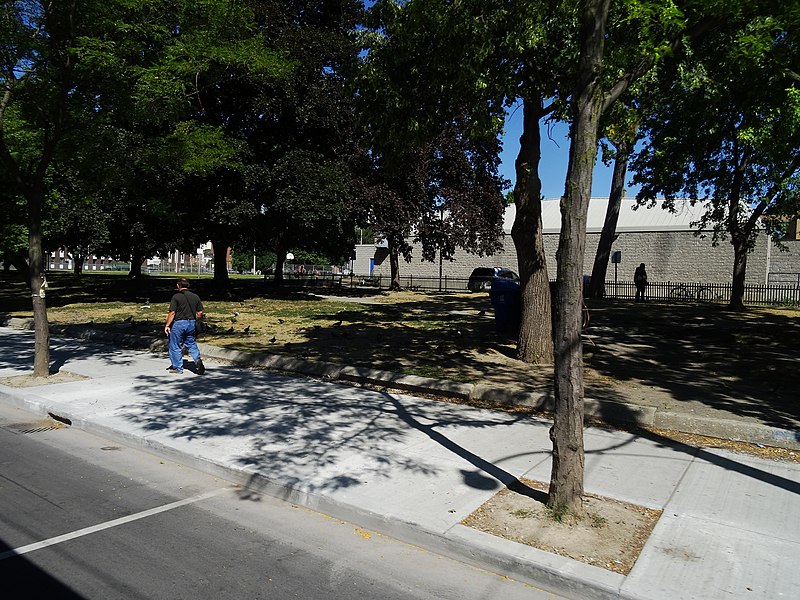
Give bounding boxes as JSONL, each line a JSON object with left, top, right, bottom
{"left": 122, "top": 365, "right": 544, "bottom": 498}
{"left": 594, "top": 401, "right": 800, "bottom": 496}
{"left": 0, "top": 329, "right": 140, "bottom": 375}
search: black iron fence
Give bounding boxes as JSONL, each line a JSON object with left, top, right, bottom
{"left": 353, "top": 275, "right": 799, "bottom": 306}
{"left": 602, "top": 280, "right": 800, "bottom": 305}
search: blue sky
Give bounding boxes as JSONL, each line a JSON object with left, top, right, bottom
{"left": 358, "top": 1, "right": 635, "bottom": 199}
{"left": 498, "top": 104, "right": 640, "bottom": 199}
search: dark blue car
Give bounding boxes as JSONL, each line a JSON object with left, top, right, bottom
{"left": 467, "top": 267, "right": 519, "bottom": 292}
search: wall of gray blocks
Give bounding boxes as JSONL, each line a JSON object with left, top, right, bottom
{"left": 357, "top": 230, "right": 799, "bottom": 286}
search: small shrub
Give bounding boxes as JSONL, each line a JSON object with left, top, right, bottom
{"left": 589, "top": 512, "right": 608, "bottom": 528}
{"left": 548, "top": 503, "right": 570, "bottom": 523}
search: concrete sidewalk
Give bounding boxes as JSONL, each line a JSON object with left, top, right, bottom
{"left": 1, "top": 327, "right": 799, "bottom": 600}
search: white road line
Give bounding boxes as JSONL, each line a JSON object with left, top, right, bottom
{"left": 0, "top": 487, "right": 230, "bottom": 561}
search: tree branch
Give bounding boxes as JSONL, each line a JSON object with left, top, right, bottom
{"left": 745, "top": 153, "right": 800, "bottom": 233}
{"left": 602, "top": 16, "right": 723, "bottom": 113}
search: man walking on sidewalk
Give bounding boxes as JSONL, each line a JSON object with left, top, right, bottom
{"left": 164, "top": 278, "right": 205, "bottom": 374}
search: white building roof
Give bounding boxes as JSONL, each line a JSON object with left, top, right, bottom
{"left": 503, "top": 198, "right": 706, "bottom": 234}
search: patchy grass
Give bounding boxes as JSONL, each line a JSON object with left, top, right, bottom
{"left": 3, "top": 271, "right": 800, "bottom": 436}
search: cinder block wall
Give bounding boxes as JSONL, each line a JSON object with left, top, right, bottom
{"left": 352, "top": 244, "right": 376, "bottom": 276}
{"left": 361, "top": 231, "right": 789, "bottom": 285}
{"left": 580, "top": 231, "right": 770, "bottom": 285}
{"left": 768, "top": 240, "right": 800, "bottom": 284}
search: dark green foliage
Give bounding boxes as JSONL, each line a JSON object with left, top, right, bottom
{"left": 356, "top": 1, "right": 510, "bottom": 289}
{"left": 631, "top": 2, "right": 800, "bottom": 309}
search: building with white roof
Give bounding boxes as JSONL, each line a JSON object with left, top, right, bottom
{"left": 354, "top": 198, "right": 798, "bottom": 287}
{"left": 504, "top": 197, "right": 707, "bottom": 234}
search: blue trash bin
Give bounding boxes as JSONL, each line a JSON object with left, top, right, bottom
{"left": 489, "top": 277, "right": 521, "bottom": 333}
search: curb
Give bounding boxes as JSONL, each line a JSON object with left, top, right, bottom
{"left": 339, "top": 365, "right": 474, "bottom": 399}
{"left": 471, "top": 385, "right": 657, "bottom": 428}
{"left": 200, "top": 344, "right": 345, "bottom": 380}
{"left": 2, "top": 321, "right": 798, "bottom": 451}
{"left": 654, "top": 411, "right": 800, "bottom": 450}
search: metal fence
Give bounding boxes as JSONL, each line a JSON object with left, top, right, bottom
{"left": 602, "top": 280, "right": 800, "bottom": 305}
{"left": 354, "top": 275, "right": 800, "bottom": 306}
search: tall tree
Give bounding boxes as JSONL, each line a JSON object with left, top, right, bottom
{"left": 358, "top": 0, "right": 510, "bottom": 292}
{"left": 631, "top": 5, "right": 800, "bottom": 310}
{"left": 589, "top": 105, "right": 640, "bottom": 298}
{"left": 549, "top": 0, "right": 726, "bottom": 512}
{"left": 1, "top": 0, "right": 86, "bottom": 376}
{"left": 357, "top": 0, "right": 725, "bottom": 512}
{"left": 355, "top": 145, "right": 428, "bottom": 290}
{"left": 133, "top": 0, "right": 296, "bottom": 286}
{"left": 361, "top": 0, "right": 576, "bottom": 361}
{"left": 503, "top": 4, "right": 577, "bottom": 366}
{"left": 98, "top": 129, "right": 190, "bottom": 277}
{"left": 247, "top": 0, "right": 365, "bottom": 285}
{"left": 550, "top": 0, "right": 614, "bottom": 513}
{"left": 0, "top": 0, "right": 291, "bottom": 372}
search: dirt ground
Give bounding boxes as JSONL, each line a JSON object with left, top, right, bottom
{"left": 0, "top": 371, "right": 89, "bottom": 387}
{"left": 2, "top": 275, "right": 799, "bottom": 573}
{"left": 463, "top": 478, "right": 662, "bottom": 575}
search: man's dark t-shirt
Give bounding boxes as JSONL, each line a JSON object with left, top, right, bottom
{"left": 169, "top": 290, "right": 203, "bottom": 321}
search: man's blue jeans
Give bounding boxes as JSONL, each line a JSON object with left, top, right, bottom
{"left": 169, "top": 319, "right": 201, "bottom": 372}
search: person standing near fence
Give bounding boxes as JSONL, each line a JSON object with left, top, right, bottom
{"left": 634, "top": 263, "right": 648, "bottom": 302}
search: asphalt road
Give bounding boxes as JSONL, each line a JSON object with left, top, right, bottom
{"left": 0, "top": 402, "right": 565, "bottom": 600}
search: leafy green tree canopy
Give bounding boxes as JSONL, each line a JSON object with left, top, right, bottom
{"left": 631, "top": 2, "right": 800, "bottom": 308}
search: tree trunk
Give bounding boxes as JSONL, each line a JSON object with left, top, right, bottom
{"left": 388, "top": 238, "right": 401, "bottom": 291}
{"left": 729, "top": 239, "right": 748, "bottom": 311}
{"left": 271, "top": 241, "right": 289, "bottom": 285}
{"left": 589, "top": 141, "right": 629, "bottom": 298}
{"left": 5, "top": 0, "right": 78, "bottom": 378}
{"left": 211, "top": 238, "right": 230, "bottom": 285}
{"left": 511, "top": 96, "right": 553, "bottom": 364}
{"left": 128, "top": 255, "right": 143, "bottom": 278}
{"left": 27, "top": 188, "right": 50, "bottom": 378}
{"left": 549, "top": 0, "right": 611, "bottom": 515}
{"left": 726, "top": 158, "right": 752, "bottom": 312}
{"left": 274, "top": 253, "right": 286, "bottom": 284}
{"left": 73, "top": 253, "right": 84, "bottom": 275}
